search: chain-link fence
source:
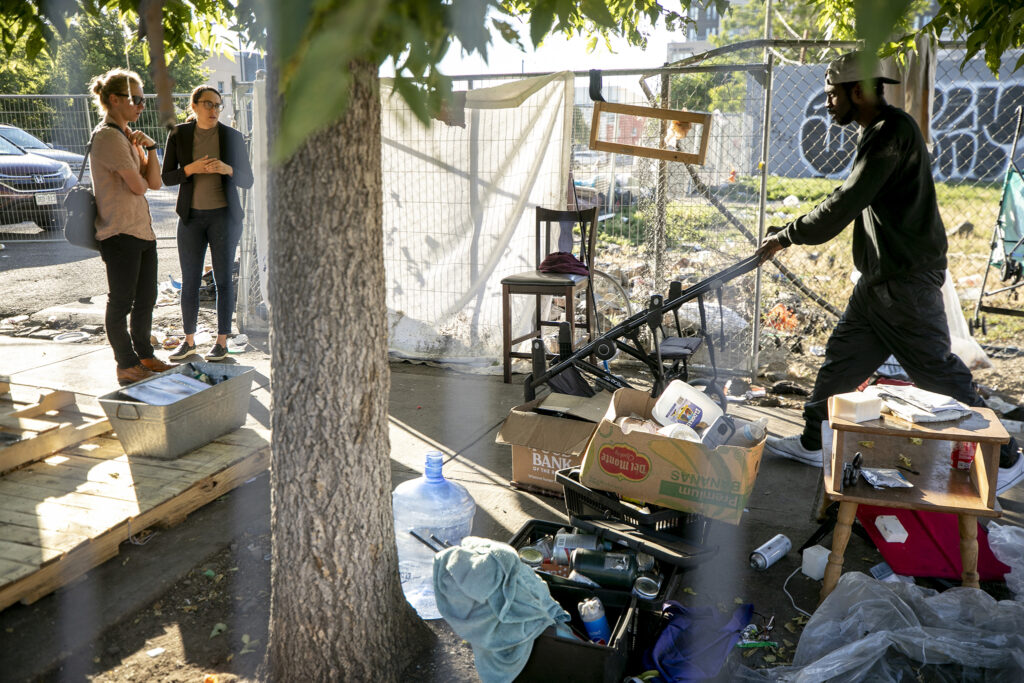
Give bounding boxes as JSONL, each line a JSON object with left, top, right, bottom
{"left": 0, "top": 92, "right": 230, "bottom": 241}
{"left": 545, "top": 42, "right": 1023, "bottom": 376}
{"left": 235, "top": 40, "right": 1024, "bottom": 369}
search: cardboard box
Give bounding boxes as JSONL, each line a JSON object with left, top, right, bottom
{"left": 496, "top": 393, "right": 610, "bottom": 494}
{"left": 579, "top": 388, "right": 764, "bottom": 525}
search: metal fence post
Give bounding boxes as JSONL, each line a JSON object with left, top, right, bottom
{"left": 751, "top": 3, "right": 775, "bottom": 377}
{"left": 651, "top": 70, "right": 670, "bottom": 299}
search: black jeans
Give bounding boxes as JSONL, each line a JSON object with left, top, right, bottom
{"left": 99, "top": 234, "right": 158, "bottom": 369}
{"left": 800, "top": 270, "right": 983, "bottom": 450}
{"left": 177, "top": 207, "right": 239, "bottom": 336}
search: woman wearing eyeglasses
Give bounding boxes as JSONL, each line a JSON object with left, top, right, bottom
{"left": 87, "top": 67, "right": 173, "bottom": 386}
{"left": 162, "top": 85, "right": 254, "bottom": 363}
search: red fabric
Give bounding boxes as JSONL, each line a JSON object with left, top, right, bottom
{"left": 538, "top": 251, "right": 589, "bottom": 276}
{"left": 857, "top": 505, "right": 1009, "bottom": 581}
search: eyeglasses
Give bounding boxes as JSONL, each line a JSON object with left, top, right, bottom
{"left": 197, "top": 101, "right": 224, "bottom": 112}
{"left": 119, "top": 93, "right": 145, "bottom": 106}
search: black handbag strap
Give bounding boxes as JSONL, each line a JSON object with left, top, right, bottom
{"left": 78, "top": 122, "right": 124, "bottom": 182}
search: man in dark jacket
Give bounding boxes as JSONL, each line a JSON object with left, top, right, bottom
{"left": 756, "top": 51, "right": 1022, "bottom": 493}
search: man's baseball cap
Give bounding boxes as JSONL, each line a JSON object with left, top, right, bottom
{"left": 826, "top": 51, "right": 900, "bottom": 86}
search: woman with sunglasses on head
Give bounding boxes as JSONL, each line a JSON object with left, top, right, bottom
{"left": 87, "top": 68, "right": 173, "bottom": 386}
{"left": 162, "top": 85, "right": 254, "bottom": 363}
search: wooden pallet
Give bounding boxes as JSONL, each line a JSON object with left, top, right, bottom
{"left": 0, "top": 422, "right": 270, "bottom": 612}
{"left": 0, "top": 382, "right": 111, "bottom": 475}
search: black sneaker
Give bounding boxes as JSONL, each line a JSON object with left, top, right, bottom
{"left": 168, "top": 341, "right": 198, "bottom": 361}
{"left": 205, "top": 343, "right": 228, "bottom": 361}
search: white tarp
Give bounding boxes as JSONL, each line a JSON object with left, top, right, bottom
{"left": 381, "top": 72, "right": 574, "bottom": 362}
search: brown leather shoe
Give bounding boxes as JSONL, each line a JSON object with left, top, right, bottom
{"left": 139, "top": 357, "right": 176, "bottom": 373}
{"left": 117, "top": 364, "right": 155, "bottom": 386}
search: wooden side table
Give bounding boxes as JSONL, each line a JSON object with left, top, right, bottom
{"left": 820, "top": 400, "right": 1008, "bottom": 602}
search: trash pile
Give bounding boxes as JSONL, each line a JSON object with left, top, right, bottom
{"left": 0, "top": 314, "right": 103, "bottom": 343}
{"left": 392, "top": 373, "right": 1024, "bottom": 682}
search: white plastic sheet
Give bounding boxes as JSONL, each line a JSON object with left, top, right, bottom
{"left": 988, "top": 523, "right": 1024, "bottom": 600}
{"left": 732, "top": 572, "right": 1024, "bottom": 681}
{"left": 381, "top": 73, "right": 574, "bottom": 362}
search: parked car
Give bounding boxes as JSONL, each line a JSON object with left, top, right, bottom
{"left": 0, "top": 135, "right": 76, "bottom": 230}
{"left": 0, "top": 124, "right": 87, "bottom": 177}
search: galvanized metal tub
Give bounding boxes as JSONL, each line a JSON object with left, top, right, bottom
{"left": 98, "top": 361, "right": 255, "bottom": 460}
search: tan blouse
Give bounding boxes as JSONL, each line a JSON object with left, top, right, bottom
{"left": 90, "top": 116, "right": 155, "bottom": 241}
{"left": 191, "top": 125, "right": 227, "bottom": 210}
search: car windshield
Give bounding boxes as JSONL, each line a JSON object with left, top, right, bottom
{"left": 0, "top": 127, "right": 47, "bottom": 149}
{"left": 0, "top": 136, "right": 24, "bottom": 155}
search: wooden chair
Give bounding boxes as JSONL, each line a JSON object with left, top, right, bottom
{"left": 501, "top": 207, "right": 599, "bottom": 383}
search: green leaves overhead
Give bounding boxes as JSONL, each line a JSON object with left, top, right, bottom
{"left": 7, "top": 0, "right": 1024, "bottom": 162}
{"left": 852, "top": 0, "right": 913, "bottom": 66}
{"left": 268, "top": 0, "right": 692, "bottom": 160}
{"left": 916, "top": 0, "right": 1024, "bottom": 75}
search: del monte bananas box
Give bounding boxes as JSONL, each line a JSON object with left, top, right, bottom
{"left": 580, "top": 388, "right": 764, "bottom": 525}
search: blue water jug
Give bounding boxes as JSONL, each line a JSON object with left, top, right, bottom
{"left": 393, "top": 451, "right": 476, "bottom": 619}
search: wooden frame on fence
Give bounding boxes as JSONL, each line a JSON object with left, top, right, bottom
{"left": 589, "top": 101, "right": 712, "bottom": 165}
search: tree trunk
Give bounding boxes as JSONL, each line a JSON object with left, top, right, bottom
{"left": 265, "top": 58, "right": 432, "bottom": 680}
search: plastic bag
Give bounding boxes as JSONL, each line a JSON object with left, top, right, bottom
{"left": 728, "top": 572, "right": 1024, "bottom": 682}
{"left": 988, "top": 523, "right": 1024, "bottom": 599}
{"left": 860, "top": 468, "right": 914, "bottom": 488}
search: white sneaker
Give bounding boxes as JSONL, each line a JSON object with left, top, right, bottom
{"left": 765, "top": 434, "right": 823, "bottom": 467}
{"left": 997, "top": 454, "right": 1024, "bottom": 495}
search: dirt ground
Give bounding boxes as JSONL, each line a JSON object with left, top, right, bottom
{"left": 22, "top": 345, "right": 1024, "bottom": 683}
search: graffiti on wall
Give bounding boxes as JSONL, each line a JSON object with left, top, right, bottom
{"left": 798, "top": 81, "right": 1024, "bottom": 182}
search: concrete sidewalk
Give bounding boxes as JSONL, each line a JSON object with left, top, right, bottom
{"left": 2, "top": 333, "right": 1022, "bottom": 679}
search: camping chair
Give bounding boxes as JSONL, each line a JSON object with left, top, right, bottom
{"left": 971, "top": 106, "right": 1024, "bottom": 334}
{"left": 501, "top": 207, "right": 599, "bottom": 383}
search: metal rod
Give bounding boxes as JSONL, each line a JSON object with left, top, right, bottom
{"left": 752, "top": 0, "right": 776, "bottom": 379}
{"left": 530, "top": 255, "right": 761, "bottom": 389}
{"left": 429, "top": 534, "right": 453, "bottom": 548}
{"left": 409, "top": 530, "right": 443, "bottom": 552}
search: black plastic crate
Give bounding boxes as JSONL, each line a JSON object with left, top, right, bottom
{"left": 509, "top": 518, "right": 719, "bottom": 609}
{"left": 557, "top": 467, "right": 711, "bottom": 542}
{"left": 516, "top": 591, "right": 657, "bottom": 683}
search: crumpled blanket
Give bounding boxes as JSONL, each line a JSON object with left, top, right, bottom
{"left": 643, "top": 601, "right": 753, "bottom": 681}
{"left": 433, "top": 536, "right": 570, "bottom": 683}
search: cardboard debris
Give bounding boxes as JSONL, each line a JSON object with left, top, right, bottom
{"left": 579, "top": 388, "right": 764, "bottom": 524}
{"left": 496, "top": 392, "right": 611, "bottom": 494}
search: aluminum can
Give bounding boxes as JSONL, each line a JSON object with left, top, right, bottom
{"left": 632, "top": 574, "right": 662, "bottom": 600}
{"left": 749, "top": 533, "right": 792, "bottom": 570}
{"left": 518, "top": 547, "right": 543, "bottom": 567}
{"left": 552, "top": 533, "right": 600, "bottom": 564}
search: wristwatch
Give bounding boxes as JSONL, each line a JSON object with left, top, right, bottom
{"left": 145, "top": 144, "right": 158, "bottom": 151}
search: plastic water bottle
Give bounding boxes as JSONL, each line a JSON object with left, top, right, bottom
{"left": 578, "top": 596, "right": 612, "bottom": 644}
{"left": 734, "top": 417, "right": 768, "bottom": 446}
{"left": 392, "top": 451, "right": 476, "bottom": 619}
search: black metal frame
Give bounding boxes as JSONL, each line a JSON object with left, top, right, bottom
{"left": 971, "top": 105, "right": 1024, "bottom": 335}
{"left": 524, "top": 254, "right": 761, "bottom": 401}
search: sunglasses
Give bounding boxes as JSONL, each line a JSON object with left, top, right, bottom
{"left": 197, "top": 100, "right": 224, "bottom": 112}
{"left": 119, "top": 93, "right": 145, "bottom": 106}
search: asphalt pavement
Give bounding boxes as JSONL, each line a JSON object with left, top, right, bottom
{"left": 0, "top": 189, "right": 181, "bottom": 320}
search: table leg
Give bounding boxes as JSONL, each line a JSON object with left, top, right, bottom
{"left": 819, "top": 501, "right": 857, "bottom": 603}
{"left": 958, "top": 513, "right": 980, "bottom": 589}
